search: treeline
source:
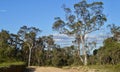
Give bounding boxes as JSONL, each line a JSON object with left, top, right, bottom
{"left": 0, "top": 26, "right": 82, "bottom": 67}
{"left": 0, "top": 25, "right": 120, "bottom": 67}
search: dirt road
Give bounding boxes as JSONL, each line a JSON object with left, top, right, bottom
{"left": 28, "top": 66, "right": 98, "bottom": 72}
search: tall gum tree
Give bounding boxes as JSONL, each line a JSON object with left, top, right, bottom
{"left": 52, "top": 0, "right": 107, "bottom": 65}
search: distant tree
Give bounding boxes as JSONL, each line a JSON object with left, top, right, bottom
{"left": 0, "top": 30, "right": 17, "bottom": 62}
{"left": 52, "top": 0, "right": 106, "bottom": 65}
{"left": 108, "top": 24, "right": 120, "bottom": 41}
{"left": 0, "top": 30, "right": 10, "bottom": 60}
{"left": 42, "top": 36, "right": 54, "bottom": 56}
{"left": 17, "top": 26, "right": 41, "bottom": 66}
{"left": 9, "top": 33, "right": 23, "bottom": 60}
{"left": 108, "top": 24, "right": 120, "bottom": 34}
{"left": 31, "top": 37, "right": 45, "bottom": 66}
{"left": 0, "top": 30, "right": 10, "bottom": 47}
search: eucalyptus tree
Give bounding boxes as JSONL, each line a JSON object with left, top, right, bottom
{"left": 17, "top": 26, "right": 41, "bottom": 66}
{"left": 42, "top": 35, "right": 54, "bottom": 52}
{"left": 108, "top": 24, "right": 120, "bottom": 34}
{"left": 52, "top": 0, "right": 106, "bottom": 65}
{"left": 32, "top": 37, "right": 45, "bottom": 65}
{"left": 108, "top": 24, "right": 120, "bottom": 41}
{"left": 41, "top": 35, "right": 55, "bottom": 65}
{"left": 0, "top": 30, "right": 10, "bottom": 48}
{"left": 8, "top": 34, "right": 22, "bottom": 60}
{"left": 0, "top": 30, "right": 10, "bottom": 59}
{"left": 0, "top": 30, "right": 18, "bottom": 61}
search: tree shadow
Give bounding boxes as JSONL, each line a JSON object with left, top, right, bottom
{"left": 25, "top": 67, "right": 36, "bottom": 72}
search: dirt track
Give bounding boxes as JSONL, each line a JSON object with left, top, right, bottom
{"left": 28, "top": 66, "right": 98, "bottom": 72}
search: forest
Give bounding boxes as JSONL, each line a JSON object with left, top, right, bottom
{"left": 0, "top": 0, "right": 120, "bottom": 72}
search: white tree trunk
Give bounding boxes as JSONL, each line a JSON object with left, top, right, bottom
{"left": 78, "top": 43, "right": 84, "bottom": 63}
{"left": 80, "top": 35, "right": 87, "bottom": 65}
{"left": 84, "top": 49, "right": 87, "bottom": 65}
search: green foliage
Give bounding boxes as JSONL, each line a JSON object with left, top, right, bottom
{"left": 0, "top": 62, "right": 25, "bottom": 67}
{"left": 52, "top": 48, "right": 67, "bottom": 67}
{"left": 72, "top": 55, "right": 83, "bottom": 66}
{"left": 0, "top": 30, "right": 19, "bottom": 63}
{"left": 92, "top": 37, "right": 120, "bottom": 65}
{"left": 88, "top": 24, "right": 120, "bottom": 66}
{"left": 0, "top": 28, "right": 102, "bottom": 67}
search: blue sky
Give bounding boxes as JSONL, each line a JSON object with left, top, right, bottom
{"left": 0, "top": 0, "right": 80, "bottom": 35}
{"left": 0, "top": 0, "right": 120, "bottom": 47}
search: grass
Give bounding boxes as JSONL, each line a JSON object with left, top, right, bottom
{"left": 0, "top": 61, "right": 25, "bottom": 68}
{"left": 62, "top": 64, "right": 120, "bottom": 72}
{"left": 88, "top": 64, "right": 120, "bottom": 72}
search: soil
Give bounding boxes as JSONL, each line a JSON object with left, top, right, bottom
{"left": 28, "top": 66, "right": 99, "bottom": 72}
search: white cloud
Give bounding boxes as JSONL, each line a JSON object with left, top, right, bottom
{"left": 53, "top": 33, "right": 74, "bottom": 42}
{"left": 52, "top": 32, "right": 112, "bottom": 47}
{"left": 52, "top": 33, "right": 74, "bottom": 47}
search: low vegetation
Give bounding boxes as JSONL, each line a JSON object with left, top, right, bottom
{"left": 88, "top": 64, "right": 120, "bottom": 72}
{"left": 0, "top": 62, "right": 25, "bottom": 67}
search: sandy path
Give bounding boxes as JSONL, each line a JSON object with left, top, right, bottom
{"left": 28, "top": 66, "right": 97, "bottom": 72}
{"left": 28, "top": 66, "right": 82, "bottom": 72}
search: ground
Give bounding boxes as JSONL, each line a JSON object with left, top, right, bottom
{"left": 28, "top": 66, "right": 99, "bottom": 72}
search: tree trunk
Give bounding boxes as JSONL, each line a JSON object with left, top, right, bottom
{"left": 84, "top": 50, "right": 87, "bottom": 65}
{"left": 80, "top": 35, "right": 87, "bottom": 65}
{"left": 78, "top": 42, "right": 83, "bottom": 63}
{"left": 28, "top": 47, "right": 32, "bottom": 66}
